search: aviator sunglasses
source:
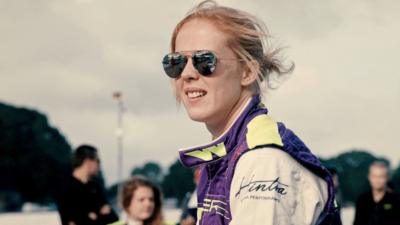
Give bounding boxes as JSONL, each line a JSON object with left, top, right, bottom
{"left": 162, "top": 50, "right": 241, "bottom": 78}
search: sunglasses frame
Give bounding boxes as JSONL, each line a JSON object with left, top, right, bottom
{"left": 162, "top": 50, "right": 243, "bottom": 79}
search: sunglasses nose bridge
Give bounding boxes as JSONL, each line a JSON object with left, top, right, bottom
{"left": 180, "top": 55, "right": 200, "bottom": 80}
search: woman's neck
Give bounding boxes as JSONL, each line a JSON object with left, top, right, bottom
{"left": 127, "top": 217, "right": 143, "bottom": 225}
{"left": 206, "top": 93, "right": 253, "bottom": 140}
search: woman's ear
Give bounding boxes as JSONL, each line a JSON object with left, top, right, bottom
{"left": 241, "top": 60, "right": 259, "bottom": 87}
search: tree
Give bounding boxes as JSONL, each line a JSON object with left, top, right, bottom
{"left": 0, "top": 102, "right": 72, "bottom": 208}
{"left": 131, "top": 161, "right": 163, "bottom": 186}
{"left": 391, "top": 163, "right": 400, "bottom": 194}
{"left": 161, "top": 159, "right": 195, "bottom": 206}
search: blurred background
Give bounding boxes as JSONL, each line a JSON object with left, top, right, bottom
{"left": 0, "top": 0, "right": 399, "bottom": 224}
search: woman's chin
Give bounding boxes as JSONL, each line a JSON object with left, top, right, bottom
{"left": 136, "top": 213, "right": 152, "bottom": 221}
{"left": 187, "top": 111, "right": 209, "bottom": 123}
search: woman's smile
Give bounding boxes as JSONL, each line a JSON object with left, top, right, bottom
{"left": 184, "top": 87, "right": 207, "bottom": 100}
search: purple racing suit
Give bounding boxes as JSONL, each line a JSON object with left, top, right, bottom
{"left": 179, "top": 95, "right": 341, "bottom": 225}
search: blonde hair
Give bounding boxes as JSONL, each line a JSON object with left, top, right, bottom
{"left": 170, "top": 0, "right": 294, "bottom": 93}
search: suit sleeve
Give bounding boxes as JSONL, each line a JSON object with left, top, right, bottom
{"left": 229, "top": 147, "right": 329, "bottom": 225}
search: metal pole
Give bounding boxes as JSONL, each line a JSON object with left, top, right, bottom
{"left": 113, "top": 92, "right": 124, "bottom": 183}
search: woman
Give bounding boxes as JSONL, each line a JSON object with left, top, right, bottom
{"left": 162, "top": 1, "right": 341, "bottom": 225}
{"left": 109, "top": 176, "right": 163, "bottom": 225}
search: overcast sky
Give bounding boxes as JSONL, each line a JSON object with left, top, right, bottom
{"left": 1, "top": 0, "right": 399, "bottom": 185}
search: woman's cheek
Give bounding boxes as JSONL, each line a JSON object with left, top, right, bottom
{"left": 174, "top": 80, "right": 184, "bottom": 100}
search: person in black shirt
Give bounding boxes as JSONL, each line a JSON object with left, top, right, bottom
{"left": 354, "top": 161, "right": 400, "bottom": 225}
{"left": 56, "top": 145, "right": 118, "bottom": 225}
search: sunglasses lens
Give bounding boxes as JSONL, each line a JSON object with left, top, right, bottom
{"left": 193, "top": 51, "right": 217, "bottom": 76}
{"left": 162, "top": 53, "right": 187, "bottom": 78}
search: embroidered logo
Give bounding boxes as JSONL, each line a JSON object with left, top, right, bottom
{"left": 384, "top": 203, "right": 393, "bottom": 210}
{"left": 235, "top": 175, "right": 288, "bottom": 202}
{"left": 184, "top": 143, "right": 227, "bottom": 161}
{"left": 198, "top": 198, "right": 231, "bottom": 221}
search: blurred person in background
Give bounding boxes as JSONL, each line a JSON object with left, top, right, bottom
{"left": 56, "top": 145, "right": 118, "bottom": 225}
{"left": 328, "top": 167, "right": 342, "bottom": 224}
{"left": 178, "top": 168, "right": 201, "bottom": 225}
{"left": 108, "top": 176, "right": 166, "bottom": 225}
{"left": 353, "top": 161, "right": 400, "bottom": 225}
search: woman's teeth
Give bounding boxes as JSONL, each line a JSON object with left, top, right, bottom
{"left": 188, "top": 91, "right": 205, "bottom": 99}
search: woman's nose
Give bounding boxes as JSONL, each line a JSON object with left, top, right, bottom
{"left": 144, "top": 199, "right": 153, "bottom": 207}
{"left": 180, "top": 59, "right": 200, "bottom": 81}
